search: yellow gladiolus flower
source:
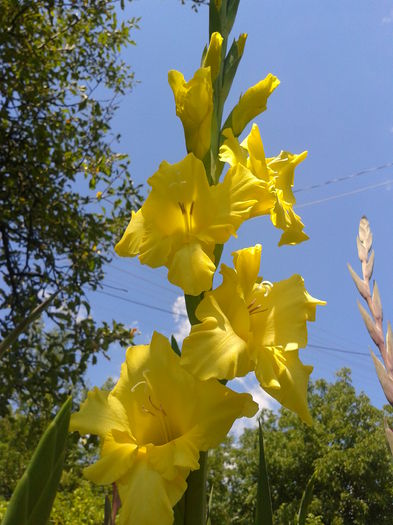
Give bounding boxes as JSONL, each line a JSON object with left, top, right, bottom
{"left": 181, "top": 245, "right": 325, "bottom": 424}
{"left": 115, "top": 153, "right": 262, "bottom": 295}
{"left": 220, "top": 124, "right": 309, "bottom": 246}
{"left": 231, "top": 73, "right": 280, "bottom": 136}
{"left": 203, "top": 32, "right": 224, "bottom": 82}
{"left": 168, "top": 67, "right": 213, "bottom": 160}
{"left": 70, "top": 332, "right": 257, "bottom": 525}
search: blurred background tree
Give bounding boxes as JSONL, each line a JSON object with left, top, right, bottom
{"left": 0, "top": 0, "right": 142, "bottom": 415}
{"left": 207, "top": 370, "right": 393, "bottom": 525}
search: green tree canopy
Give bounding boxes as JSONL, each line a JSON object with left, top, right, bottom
{"left": 207, "top": 369, "right": 393, "bottom": 524}
{"left": 0, "top": 0, "right": 142, "bottom": 414}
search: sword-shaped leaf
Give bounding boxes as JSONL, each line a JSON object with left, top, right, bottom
{"left": 296, "top": 470, "right": 317, "bottom": 525}
{"left": 2, "top": 397, "right": 71, "bottom": 525}
{"left": 255, "top": 420, "right": 273, "bottom": 525}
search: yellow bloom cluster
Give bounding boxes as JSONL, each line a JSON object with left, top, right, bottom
{"left": 220, "top": 124, "right": 309, "bottom": 245}
{"left": 70, "top": 333, "right": 256, "bottom": 524}
{"left": 181, "top": 245, "right": 325, "bottom": 424}
{"left": 71, "top": 23, "right": 325, "bottom": 525}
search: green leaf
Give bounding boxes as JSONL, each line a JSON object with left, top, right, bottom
{"left": 206, "top": 484, "right": 214, "bottom": 525}
{"left": 103, "top": 495, "right": 112, "bottom": 525}
{"left": 296, "top": 470, "right": 317, "bottom": 525}
{"left": 2, "top": 397, "right": 72, "bottom": 525}
{"left": 185, "top": 293, "right": 204, "bottom": 326}
{"left": 173, "top": 496, "right": 185, "bottom": 525}
{"left": 255, "top": 421, "right": 273, "bottom": 525}
{"left": 221, "top": 36, "right": 244, "bottom": 105}
{"left": 0, "top": 292, "right": 59, "bottom": 358}
{"left": 171, "top": 335, "right": 181, "bottom": 356}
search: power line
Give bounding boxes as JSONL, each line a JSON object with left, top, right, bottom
{"left": 96, "top": 290, "right": 187, "bottom": 318}
{"left": 307, "top": 343, "right": 368, "bottom": 357}
{"left": 296, "top": 179, "right": 393, "bottom": 209}
{"left": 102, "top": 283, "right": 128, "bottom": 293}
{"left": 95, "top": 290, "right": 373, "bottom": 357}
{"left": 110, "top": 264, "right": 178, "bottom": 295}
{"left": 294, "top": 161, "right": 393, "bottom": 194}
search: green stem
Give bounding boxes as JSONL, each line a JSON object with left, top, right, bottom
{"left": 184, "top": 452, "right": 208, "bottom": 525}
{"left": 181, "top": 3, "right": 237, "bottom": 523}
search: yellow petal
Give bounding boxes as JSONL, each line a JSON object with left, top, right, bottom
{"left": 147, "top": 438, "right": 199, "bottom": 480}
{"left": 241, "top": 123, "right": 269, "bottom": 181}
{"left": 115, "top": 209, "right": 145, "bottom": 258}
{"left": 193, "top": 377, "right": 258, "bottom": 448}
{"left": 145, "top": 155, "right": 212, "bottom": 239}
{"left": 84, "top": 438, "right": 137, "bottom": 484}
{"left": 168, "top": 67, "right": 213, "bottom": 159}
{"left": 181, "top": 294, "right": 252, "bottom": 380}
{"left": 232, "top": 244, "right": 262, "bottom": 300}
{"left": 203, "top": 31, "right": 223, "bottom": 81}
{"left": 276, "top": 205, "right": 309, "bottom": 246}
{"left": 236, "top": 33, "right": 247, "bottom": 57}
{"left": 250, "top": 274, "right": 325, "bottom": 350}
{"left": 219, "top": 128, "right": 248, "bottom": 167}
{"left": 69, "top": 387, "right": 129, "bottom": 438}
{"left": 117, "top": 460, "right": 183, "bottom": 525}
{"left": 167, "top": 242, "right": 216, "bottom": 295}
{"left": 211, "top": 162, "right": 262, "bottom": 234}
{"left": 231, "top": 73, "right": 280, "bottom": 136}
{"left": 268, "top": 150, "right": 308, "bottom": 205}
{"left": 254, "top": 346, "right": 313, "bottom": 425}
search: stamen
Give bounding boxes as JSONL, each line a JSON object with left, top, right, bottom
{"left": 131, "top": 380, "right": 147, "bottom": 393}
{"left": 247, "top": 298, "right": 257, "bottom": 310}
{"left": 249, "top": 305, "right": 268, "bottom": 315}
{"left": 178, "top": 201, "right": 193, "bottom": 233}
{"left": 141, "top": 404, "right": 155, "bottom": 416}
{"left": 148, "top": 395, "right": 160, "bottom": 412}
{"left": 261, "top": 281, "right": 273, "bottom": 296}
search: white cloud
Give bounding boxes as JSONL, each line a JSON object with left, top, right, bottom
{"left": 172, "top": 295, "right": 191, "bottom": 344}
{"left": 229, "top": 374, "right": 278, "bottom": 439}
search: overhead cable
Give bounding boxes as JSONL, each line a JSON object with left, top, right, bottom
{"left": 294, "top": 161, "right": 393, "bottom": 194}
{"left": 296, "top": 179, "right": 393, "bottom": 209}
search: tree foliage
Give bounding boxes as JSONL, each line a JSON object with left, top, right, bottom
{"left": 207, "top": 369, "right": 393, "bottom": 524}
{"left": 0, "top": 0, "right": 142, "bottom": 414}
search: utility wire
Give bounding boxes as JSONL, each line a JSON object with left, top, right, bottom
{"left": 96, "top": 290, "right": 187, "bottom": 317}
{"left": 110, "top": 264, "right": 178, "bottom": 295}
{"left": 307, "top": 343, "right": 368, "bottom": 357}
{"left": 296, "top": 179, "right": 393, "bottom": 209}
{"left": 294, "top": 161, "right": 393, "bottom": 194}
{"left": 95, "top": 290, "right": 372, "bottom": 358}
{"left": 102, "top": 283, "right": 128, "bottom": 293}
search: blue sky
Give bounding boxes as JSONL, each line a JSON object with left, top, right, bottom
{"left": 87, "top": 0, "right": 393, "bottom": 420}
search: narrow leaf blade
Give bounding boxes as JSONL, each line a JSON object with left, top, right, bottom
{"left": 2, "top": 397, "right": 72, "bottom": 525}
{"left": 103, "top": 496, "right": 112, "bottom": 525}
{"left": 255, "top": 421, "right": 273, "bottom": 525}
{"left": 297, "top": 471, "right": 317, "bottom": 525}
{"left": 171, "top": 335, "right": 181, "bottom": 357}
